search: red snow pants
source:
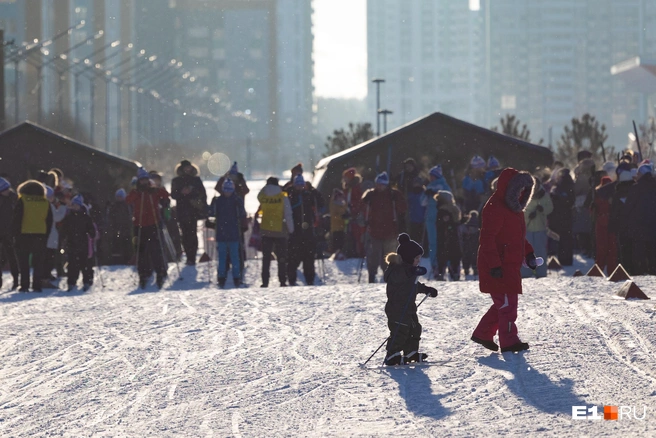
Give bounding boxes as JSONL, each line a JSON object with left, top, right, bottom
{"left": 472, "top": 293, "right": 520, "bottom": 349}
{"left": 595, "top": 222, "right": 618, "bottom": 275}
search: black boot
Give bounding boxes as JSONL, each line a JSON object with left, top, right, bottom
{"left": 471, "top": 336, "right": 499, "bottom": 352}
{"left": 218, "top": 277, "right": 226, "bottom": 288}
{"left": 156, "top": 273, "right": 166, "bottom": 289}
{"left": 233, "top": 278, "right": 241, "bottom": 287}
{"left": 384, "top": 351, "right": 403, "bottom": 366}
{"left": 404, "top": 351, "right": 428, "bottom": 363}
{"left": 139, "top": 277, "right": 148, "bottom": 289}
{"left": 501, "top": 342, "right": 530, "bottom": 353}
{"left": 368, "top": 272, "right": 376, "bottom": 284}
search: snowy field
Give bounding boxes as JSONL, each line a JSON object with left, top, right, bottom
{"left": 0, "top": 255, "right": 655, "bottom": 437}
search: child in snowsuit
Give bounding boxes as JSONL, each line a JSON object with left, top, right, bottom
{"left": 460, "top": 210, "right": 480, "bottom": 276}
{"left": 61, "top": 195, "right": 96, "bottom": 291}
{"left": 208, "top": 179, "right": 246, "bottom": 288}
{"left": 435, "top": 190, "right": 462, "bottom": 281}
{"left": 384, "top": 233, "right": 438, "bottom": 366}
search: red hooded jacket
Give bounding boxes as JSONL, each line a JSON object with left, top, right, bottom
{"left": 478, "top": 168, "right": 535, "bottom": 295}
{"left": 126, "top": 186, "right": 170, "bottom": 227}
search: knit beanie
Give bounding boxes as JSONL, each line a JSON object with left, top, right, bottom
{"left": 222, "top": 178, "right": 235, "bottom": 193}
{"left": 230, "top": 161, "right": 239, "bottom": 175}
{"left": 375, "top": 171, "right": 389, "bottom": 185}
{"left": 291, "top": 163, "right": 303, "bottom": 174}
{"left": 470, "top": 156, "right": 486, "bottom": 169}
{"left": 0, "top": 177, "right": 10, "bottom": 192}
{"left": 266, "top": 176, "right": 280, "bottom": 186}
{"left": 115, "top": 188, "right": 127, "bottom": 200}
{"left": 137, "top": 167, "right": 150, "bottom": 180}
{"left": 180, "top": 159, "right": 192, "bottom": 168}
{"left": 429, "top": 165, "right": 443, "bottom": 179}
{"left": 71, "top": 195, "right": 85, "bottom": 207}
{"left": 396, "top": 233, "right": 424, "bottom": 264}
{"left": 487, "top": 156, "right": 500, "bottom": 170}
{"left": 638, "top": 163, "right": 653, "bottom": 175}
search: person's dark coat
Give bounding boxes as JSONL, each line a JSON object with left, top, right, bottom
{"left": 383, "top": 253, "right": 431, "bottom": 324}
{"left": 208, "top": 194, "right": 246, "bottom": 242}
{"left": 625, "top": 173, "right": 656, "bottom": 241}
{"left": 395, "top": 158, "right": 419, "bottom": 196}
{"left": 478, "top": 169, "right": 535, "bottom": 295}
{"left": 608, "top": 180, "right": 635, "bottom": 237}
{"left": 171, "top": 162, "right": 207, "bottom": 222}
{"left": 0, "top": 190, "right": 18, "bottom": 237}
{"left": 61, "top": 208, "right": 96, "bottom": 255}
{"left": 106, "top": 200, "right": 132, "bottom": 238}
{"left": 436, "top": 191, "right": 462, "bottom": 262}
{"left": 286, "top": 187, "right": 324, "bottom": 239}
{"left": 548, "top": 170, "right": 575, "bottom": 235}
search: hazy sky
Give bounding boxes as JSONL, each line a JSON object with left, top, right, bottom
{"left": 313, "top": 0, "right": 367, "bottom": 100}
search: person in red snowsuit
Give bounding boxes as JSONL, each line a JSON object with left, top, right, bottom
{"left": 592, "top": 176, "right": 618, "bottom": 275}
{"left": 471, "top": 168, "right": 536, "bottom": 353}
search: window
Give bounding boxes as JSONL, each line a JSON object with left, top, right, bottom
{"left": 188, "top": 27, "right": 209, "bottom": 38}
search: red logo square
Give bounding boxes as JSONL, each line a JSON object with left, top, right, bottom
{"left": 604, "top": 406, "right": 618, "bottom": 420}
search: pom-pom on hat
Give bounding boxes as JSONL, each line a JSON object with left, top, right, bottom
{"left": 396, "top": 233, "right": 424, "bottom": 264}
{"left": 115, "top": 189, "right": 127, "bottom": 200}
{"left": 291, "top": 163, "right": 303, "bottom": 174}
{"left": 487, "top": 156, "right": 500, "bottom": 169}
{"left": 222, "top": 178, "right": 235, "bottom": 193}
{"left": 137, "top": 168, "right": 150, "bottom": 180}
{"left": 470, "top": 155, "right": 486, "bottom": 169}
{"left": 375, "top": 171, "right": 389, "bottom": 185}
{"left": 294, "top": 174, "right": 305, "bottom": 187}
{"left": 0, "top": 177, "right": 10, "bottom": 192}
{"left": 71, "top": 195, "right": 85, "bottom": 207}
{"left": 429, "top": 165, "right": 443, "bottom": 179}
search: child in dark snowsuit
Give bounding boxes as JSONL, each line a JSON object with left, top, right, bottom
{"left": 61, "top": 195, "right": 96, "bottom": 291}
{"left": 435, "top": 190, "right": 463, "bottom": 281}
{"left": 384, "top": 233, "right": 438, "bottom": 366}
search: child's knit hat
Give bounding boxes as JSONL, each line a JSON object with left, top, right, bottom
{"left": 396, "top": 233, "right": 424, "bottom": 264}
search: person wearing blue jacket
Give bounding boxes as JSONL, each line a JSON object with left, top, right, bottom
{"left": 421, "top": 165, "right": 451, "bottom": 278}
{"left": 208, "top": 179, "right": 246, "bottom": 288}
{"left": 462, "top": 156, "right": 487, "bottom": 212}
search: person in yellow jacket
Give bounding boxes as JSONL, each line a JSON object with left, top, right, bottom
{"left": 522, "top": 177, "right": 554, "bottom": 278}
{"left": 329, "top": 188, "right": 348, "bottom": 258}
{"left": 12, "top": 180, "right": 53, "bottom": 292}
{"left": 257, "top": 177, "right": 294, "bottom": 287}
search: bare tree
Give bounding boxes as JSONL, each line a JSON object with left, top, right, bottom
{"left": 492, "top": 114, "right": 543, "bottom": 145}
{"left": 323, "top": 122, "right": 374, "bottom": 158}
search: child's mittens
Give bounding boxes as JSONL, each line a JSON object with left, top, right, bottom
{"left": 412, "top": 266, "right": 428, "bottom": 276}
{"left": 418, "top": 283, "right": 438, "bottom": 297}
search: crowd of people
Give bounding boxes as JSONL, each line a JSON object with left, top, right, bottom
{"left": 1, "top": 147, "right": 655, "bottom": 293}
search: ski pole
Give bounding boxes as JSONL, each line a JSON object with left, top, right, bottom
{"left": 361, "top": 292, "right": 429, "bottom": 367}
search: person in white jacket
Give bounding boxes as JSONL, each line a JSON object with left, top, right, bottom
{"left": 43, "top": 186, "right": 67, "bottom": 289}
{"left": 257, "top": 177, "right": 294, "bottom": 288}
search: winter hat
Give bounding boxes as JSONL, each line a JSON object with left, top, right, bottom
{"left": 230, "top": 161, "right": 239, "bottom": 175}
{"left": 71, "top": 195, "right": 84, "bottom": 207}
{"left": 294, "top": 174, "right": 305, "bottom": 187}
{"left": 577, "top": 150, "right": 593, "bottom": 162}
{"left": 137, "top": 167, "right": 150, "bottom": 180}
{"left": 291, "top": 163, "right": 303, "bottom": 175}
{"left": 602, "top": 161, "right": 617, "bottom": 176}
{"left": 487, "top": 156, "right": 500, "bottom": 170}
{"left": 0, "top": 177, "right": 10, "bottom": 192}
{"left": 396, "top": 233, "right": 424, "bottom": 264}
{"left": 429, "top": 165, "right": 443, "bottom": 179}
{"left": 115, "top": 188, "right": 127, "bottom": 200}
{"left": 638, "top": 163, "right": 653, "bottom": 175}
{"left": 180, "top": 159, "right": 192, "bottom": 168}
{"left": 375, "top": 171, "right": 389, "bottom": 185}
{"left": 342, "top": 167, "right": 357, "bottom": 180}
{"left": 470, "top": 155, "right": 486, "bottom": 169}
{"left": 266, "top": 176, "right": 279, "bottom": 186}
{"left": 222, "top": 178, "right": 235, "bottom": 193}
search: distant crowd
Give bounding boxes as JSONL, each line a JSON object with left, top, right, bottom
{"left": 1, "top": 148, "right": 654, "bottom": 292}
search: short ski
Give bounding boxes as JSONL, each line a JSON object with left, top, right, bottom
{"left": 360, "top": 359, "right": 452, "bottom": 370}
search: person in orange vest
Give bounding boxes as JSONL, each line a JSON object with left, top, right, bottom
{"left": 12, "top": 180, "right": 53, "bottom": 292}
{"left": 257, "top": 177, "right": 294, "bottom": 287}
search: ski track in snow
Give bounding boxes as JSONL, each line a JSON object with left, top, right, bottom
{"left": 0, "top": 255, "right": 654, "bottom": 436}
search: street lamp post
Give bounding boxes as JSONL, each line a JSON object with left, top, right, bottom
{"left": 379, "top": 109, "right": 393, "bottom": 133}
{"left": 372, "top": 78, "right": 385, "bottom": 136}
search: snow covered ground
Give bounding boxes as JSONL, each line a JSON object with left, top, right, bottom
{"left": 0, "top": 255, "right": 655, "bottom": 436}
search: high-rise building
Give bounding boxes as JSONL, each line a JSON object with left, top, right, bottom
{"left": 134, "top": 0, "right": 315, "bottom": 172}
{"left": 367, "top": 0, "right": 485, "bottom": 132}
{"left": 367, "top": 0, "right": 656, "bottom": 149}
